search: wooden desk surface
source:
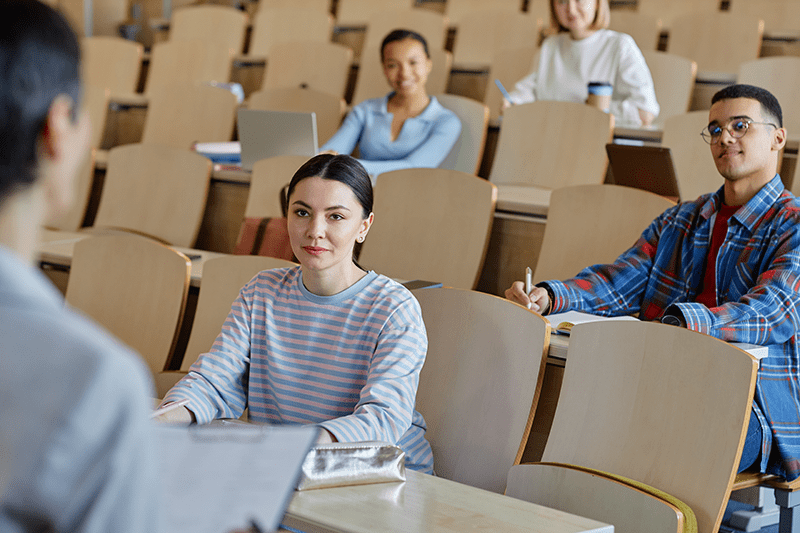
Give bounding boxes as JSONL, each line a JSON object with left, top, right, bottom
{"left": 38, "top": 229, "right": 227, "bottom": 287}
{"left": 283, "top": 470, "right": 613, "bottom": 533}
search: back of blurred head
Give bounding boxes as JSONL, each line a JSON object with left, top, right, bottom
{"left": 0, "top": 0, "right": 85, "bottom": 210}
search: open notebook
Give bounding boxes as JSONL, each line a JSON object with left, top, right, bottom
{"left": 157, "top": 423, "right": 317, "bottom": 533}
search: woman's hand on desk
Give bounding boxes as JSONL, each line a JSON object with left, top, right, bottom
{"left": 505, "top": 282, "right": 550, "bottom": 314}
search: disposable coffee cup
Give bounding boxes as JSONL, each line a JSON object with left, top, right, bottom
{"left": 586, "top": 81, "right": 612, "bottom": 112}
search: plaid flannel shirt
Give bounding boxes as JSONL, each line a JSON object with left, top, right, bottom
{"left": 544, "top": 175, "right": 800, "bottom": 480}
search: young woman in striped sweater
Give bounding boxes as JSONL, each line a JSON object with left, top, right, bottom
{"left": 160, "top": 154, "right": 434, "bottom": 473}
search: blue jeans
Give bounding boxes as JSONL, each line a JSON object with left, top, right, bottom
{"left": 738, "top": 409, "right": 763, "bottom": 473}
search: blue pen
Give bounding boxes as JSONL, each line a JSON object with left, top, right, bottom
{"left": 494, "top": 79, "right": 513, "bottom": 103}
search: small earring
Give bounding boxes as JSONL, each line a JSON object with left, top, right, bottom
{"left": 357, "top": 236, "right": 364, "bottom": 243}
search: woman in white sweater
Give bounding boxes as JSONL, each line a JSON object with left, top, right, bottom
{"left": 504, "top": 0, "right": 659, "bottom": 127}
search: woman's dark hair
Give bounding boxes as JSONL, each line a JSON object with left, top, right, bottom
{"left": 0, "top": 0, "right": 82, "bottom": 201}
{"left": 286, "top": 154, "right": 373, "bottom": 219}
{"left": 380, "top": 29, "right": 430, "bottom": 61}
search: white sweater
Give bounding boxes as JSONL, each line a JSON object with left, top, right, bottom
{"left": 507, "top": 29, "right": 659, "bottom": 126}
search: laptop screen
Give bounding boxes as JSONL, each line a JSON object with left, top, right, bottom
{"left": 238, "top": 109, "right": 319, "bottom": 171}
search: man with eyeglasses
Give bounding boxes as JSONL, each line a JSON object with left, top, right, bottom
{"left": 506, "top": 84, "right": 800, "bottom": 480}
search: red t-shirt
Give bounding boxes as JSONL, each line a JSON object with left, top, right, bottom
{"left": 695, "top": 203, "right": 739, "bottom": 308}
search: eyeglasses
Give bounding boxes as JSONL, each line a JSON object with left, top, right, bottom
{"left": 700, "top": 118, "right": 777, "bottom": 144}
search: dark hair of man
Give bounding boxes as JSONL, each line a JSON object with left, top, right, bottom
{"left": 712, "top": 84, "right": 783, "bottom": 128}
{"left": 0, "top": 0, "right": 82, "bottom": 201}
{"left": 286, "top": 154, "right": 373, "bottom": 220}
{"left": 380, "top": 29, "right": 430, "bottom": 61}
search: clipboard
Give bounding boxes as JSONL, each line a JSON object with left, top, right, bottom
{"left": 157, "top": 424, "right": 318, "bottom": 533}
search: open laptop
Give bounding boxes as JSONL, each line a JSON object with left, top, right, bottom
{"left": 237, "top": 108, "right": 319, "bottom": 171}
{"left": 605, "top": 143, "right": 680, "bottom": 199}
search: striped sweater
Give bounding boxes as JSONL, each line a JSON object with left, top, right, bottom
{"left": 163, "top": 266, "right": 434, "bottom": 472}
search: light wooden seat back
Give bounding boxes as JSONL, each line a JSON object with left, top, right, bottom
{"left": 81, "top": 36, "right": 143, "bottom": 95}
{"left": 642, "top": 50, "right": 697, "bottom": 126}
{"left": 84, "top": 84, "right": 110, "bottom": 149}
{"left": 359, "top": 169, "right": 496, "bottom": 289}
{"left": 543, "top": 320, "right": 758, "bottom": 533}
{"left": 533, "top": 184, "right": 675, "bottom": 283}
{"left": 336, "top": 0, "right": 415, "bottom": 27}
{"left": 411, "top": 287, "right": 549, "bottom": 493}
{"left": 728, "top": 0, "right": 800, "bottom": 36}
{"left": 145, "top": 40, "right": 234, "bottom": 96}
{"left": 489, "top": 100, "right": 614, "bottom": 187}
{"left": 257, "top": 0, "right": 330, "bottom": 12}
{"left": 637, "top": 0, "right": 722, "bottom": 32}
{"left": 485, "top": 45, "right": 539, "bottom": 122}
{"left": 351, "top": 45, "right": 451, "bottom": 105}
{"left": 435, "top": 93, "right": 489, "bottom": 175}
{"left": 738, "top": 57, "right": 800, "bottom": 136}
{"left": 445, "top": 0, "right": 523, "bottom": 28}
{"left": 56, "top": 0, "right": 127, "bottom": 36}
{"left": 661, "top": 110, "right": 722, "bottom": 203}
{"left": 452, "top": 9, "right": 541, "bottom": 69}
{"left": 248, "top": 88, "right": 345, "bottom": 145}
{"left": 141, "top": 84, "right": 238, "bottom": 149}
{"left": 262, "top": 41, "right": 353, "bottom": 99}
{"left": 45, "top": 151, "right": 95, "bottom": 232}
{"left": 507, "top": 463, "right": 688, "bottom": 533}
{"left": 65, "top": 234, "right": 191, "bottom": 377}
{"left": 169, "top": 5, "right": 248, "bottom": 55}
{"left": 362, "top": 8, "right": 449, "bottom": 52}
{"left": 526, "top": 0, "right": 550, "bottom": 28}
{"left": 608, "top": 10, "right": 662, "bottom": 51}
{"left": 245, "top": 155, "right": 310, "bottom": 218}
{"left": 93, "top": 144, "right": 212, "bottom": 247}
{"left": 667, "top": 12, "right": 763, "bottom": 76}
{"left": 248, "top": 8, "right": 334, "bottom": 58}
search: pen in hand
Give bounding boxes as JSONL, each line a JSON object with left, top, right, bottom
{"left": 150, "top": 399, "right": 190, "bottom": 419}
{"left": 525, "top": 267, "right": 532, "bottom": 310}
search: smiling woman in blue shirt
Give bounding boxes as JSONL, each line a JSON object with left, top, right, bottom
{"left": 320, "top": 29, "right": 461, "bottom": 179}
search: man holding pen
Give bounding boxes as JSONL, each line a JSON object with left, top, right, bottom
{"left": 506, "top": 84, "right": 800, "bottom": 480}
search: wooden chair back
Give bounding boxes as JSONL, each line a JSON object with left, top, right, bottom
{"left": 411, "top": 286, "right": 549, "bottom": 493}
{"left": 452, "top": 9, "right": 541, "bottom": 69}
{"left": 44, "top": 151, "right": 95, "bottom": 232}
{"left": 248, "top": 8, "right": 334, "bottom": 58}
{"left": 56, "top": 0, "right": 127, "bottom": 36}
{"left": 351, "top": 45, "right": 451, "bottom": 105}
{"left": 257, "top": 0, "right": 329, "bottom": 12}
{"left": 489, "top": 101, "right": 614, "bottom": 188}
{"left": 485, "top": 45, "right": 539, "bottom": 122}
{"left": 641, "top": 50, "right": 697, "bottom": 127}
{"left": 637, "top": 0, "right": 722, "bottom": 32}
{"left": 608, "top": 10, "right": 662, "bottom": 51}
{"left": 81, "top": 36, "right": 143, "bottom": 95}
{"left": 93, "top": 144, "right": 212, "bottom": 247}
{"left": 445, "top": 0, "right": 523, "bottom": 28}
{"left": 667, "top": 11, "right": 763, "bottom": 75}
{"left": 84, "top": 84, "right": 110, "bottom": 149}
{"left": 661, "top": 110, "right": 722, "bottom": 203}
{"left": 362, "top": 8, "right": 449, "bottom": 52}
{"left": 245, "top": 155, "right": 310, "bottom": 218}
{"left": 359, "top": 168, "right": 496, "bottom": 289}
{"left": 738, "top": 57, "right": 800, "bottom": 136}
{"left": 141, "top": 84, "right": 238, "bottom": 149}
{"left": 435, "top": 93, "right": 489, "bottom": 175}
{"left": 145, "top": 40, "right": 234, "bottom": 96}
{"left": 169, "top": 5, "right": 248, "bottom": 55}
{"left": 335, "top": 0, "right": 415, "bottom": 26}
{"left": 532, "top": 184, "right": 675, "bottom": 283}
{"left": 543, "top": 320, "right": 758, "bottom": 533}
{"left": 728, "top": 0, "right": 800, "bottom": 36}
{"left": 262, "top": 41, "right": 353, "bottom": 99}
{"left": 65, "top": 234, "right": 191, "bottom": 377}
{"left": 507, "top": 463, "right": 688, "bottom": 533}
{"left": 248, "top": 88, "right": 345, "bottom": 145}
